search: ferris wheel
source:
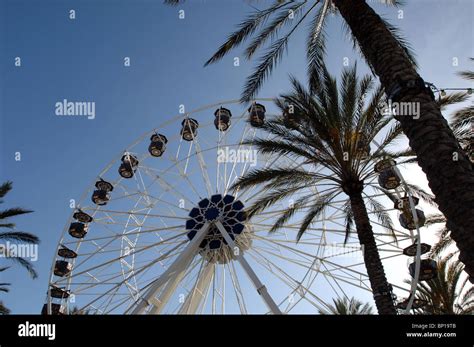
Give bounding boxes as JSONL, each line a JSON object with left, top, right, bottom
{"left": 43, "top": 99, "right": 435, "bottom": 315}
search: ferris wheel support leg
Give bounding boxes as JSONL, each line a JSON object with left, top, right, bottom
{"left": 178, "top": 262, "right": 215, "bottom": 314}
{"left": 215, "top": 221, "right": 282, "bottom": 314}
{"left": 130, "top": 223, "right": 210, "bottom": 314}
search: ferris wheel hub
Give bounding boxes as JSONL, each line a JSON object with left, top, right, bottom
{"left": 185, "top": 194, "right": 250, "bottom": 263}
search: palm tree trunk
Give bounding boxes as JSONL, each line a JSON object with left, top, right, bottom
{"left": 350, "top": 192, "right": 397, "bottom": 314}
{"left": 333, "top": 0, "right": 474, "bottom": 283}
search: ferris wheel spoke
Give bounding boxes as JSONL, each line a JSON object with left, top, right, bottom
{"left": 162, "top": 257, "right": 210, "bottom": 313}
{"left": 60, "top": 235, "right": 188, "bottom": 284}
{"left": 252, "top": 243, "right": 318, "bottom": 270}
{"left": 74, "top": 240, "right": 189, "bottom": 313}
{"left": 176, "top": 258, "right": 214, "bottom": 314}
{"left": 213, "top": 111, "right": 247, "bottom": 194}
{"left": 232, "top": 138, "right": 279, "bottom": 201}
{"left": 62, "top": 224, "right": 186, "bottom": 248}
{"left": 245, "top": 247, "right": 316, "bottom": 309}
{"left": 126, "top": 174, "right": 189, "bottom": 212}
{"left": 318, "top": 261, "right": 372, "bottom": 295}
{"left": 213, "top": 221, "right": 281, "bottom": 314}
{"left": 222, "top": 124, "right": 255, "bottom": 195}
{"left": 129, "top": 222, "right": 211, "bottom": 314}
{"left": 239, "top": 245, "right": 332, "bottom": 314}
{"left": 57, "top": 253, "right": 181, "bottom": 298}
{"left": 318, "top": 256, "right": 375, "bottom": 284}
{"left": 160, "top": 158, "right": 204, "bottom": 203}
{"left": 70, "top": 258, "right": 149, "bottom": 294}
{"left": 100, "top": 289, "right": 134, "bottom": 314}
{"left": 320, "top": 261, "right": 364, "bottom": 297}
{"left": 226, "top": 260, "right": 248, "bottom": 314}
{"left": 140, "top": 168, "right": 197, "bottom": 207}
{"left": 91, "top": 208, "right": 189, "bottom": 220}
{"left": 193, "top": 140, "right": 213, "bottom": 197}
{"left": 69, "top": 240, "right": 183, "bottom": 257}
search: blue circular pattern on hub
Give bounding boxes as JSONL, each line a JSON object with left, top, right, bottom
{"left": 186, "top": 194, "right": 246, "bottom": 250}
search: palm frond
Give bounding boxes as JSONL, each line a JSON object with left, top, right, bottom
{"left": 457, "top": 58, "right": 474, "bottom": 81}
{"left": 379, "top": 0, "right": 405, "bottom": 6}
{"left": 307, "top": 0, "right": 330, "bottom": 92}
{"left": 241, "top": 37, "right": 291, "bottom": 103}
{"left": 384, "top": 148, "right": 416, "bottom": 160}
{"left": 429, "top": 229, "right": 453, "bottom": 258}
{"left": 245, "top": 1, "right": 307, "bottom": 59}
{"left": 437, "top": 92, "right": 470, "bottom": 111}
{"left": 364, "top": 194, "right": 397, "bottom": 241}
{"left": 0, "top": 223, "right": 15, "bottom": 229}
{"left": 297, "top": 191, "right": 337, "bottom": 240}
{"left": 204, "top": 1, "right": 291, "bottom": 66}
{"left": 451, "top": 105, "right": 473, "bottom": 131}
{"left": 458, "top": 71, "right": 474, "bottom": 81}
{"left": 340, "top": 63, "right": 358, "bottom": 129}
{"left": 244, "top": 137, "right": 316, "bottom": 162}
{"left": 0, "top": 232, "right": 39, "bottom": 244}
{"left": 270, "top": 194, "right": 313, "bottom": 234}
{"left": 8, "top": 257, "right": 38, "bottom": 279}
{"left": 0, "top": 302, "right": 10, "bottom": 315}
{"left": 0, "top": 208, "right": 33, "bottom": 220}
{"left": 424, "top": 213, "right": 446, "bottom": 227}
{"left": 241, "top": 1, "right": 319, "bottom": 102}
{"left": 341, "top": 200, "right": 354, "bottom": 244}
{"left": 404, "top": 183, "right": 437, "bottom": 207}
{"left": 372, "top": 122, "right": 404, "bottom": 157}
{"left": 0, "top": 182, "right": 13, "bottom": 199}
{"left": 231, "top": 167, "right": 315, "bottom": 191}
{"left": 245, "top": 185, "right": 308, "bottom": 219}
{"left": 163, "top": 0, "right": 182, "bottom": 4}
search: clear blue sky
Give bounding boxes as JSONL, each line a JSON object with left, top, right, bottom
{"left": 0, "top": 0, "right": 472, "bottom": 313}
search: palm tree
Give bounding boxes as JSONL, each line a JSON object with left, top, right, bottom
{"left": 405, "top": 254, "right": 474, "bottom": 315}
{"left": 319, "top": 297, "right": 373, "bottom": 315}
{"left": 231, "top": 64, "right": 435, "bottom": 314}
{"left": 0, "top": 181, "right": 39, "bottom": 278}
{"left": 175, "top": 0, "right": 474, "bottom": 282}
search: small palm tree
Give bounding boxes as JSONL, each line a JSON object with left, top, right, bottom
{"left": 319, "top": 297, "right": 373, "bottom": 315}
{"left": 231, "top": 64, "right": 433, "bottom": 314}
{"left": 0, "top": 181, "right": 39, "bottom": 278}
{"left": 405, "top": 254, "right": 474, "bottom": 315}
{"left": 0, "top": 267, "right": 11, "bottom": 315}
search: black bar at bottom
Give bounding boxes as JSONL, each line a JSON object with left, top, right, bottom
{"left": 0, "top": 314, "right": 471, "bottom": 346}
